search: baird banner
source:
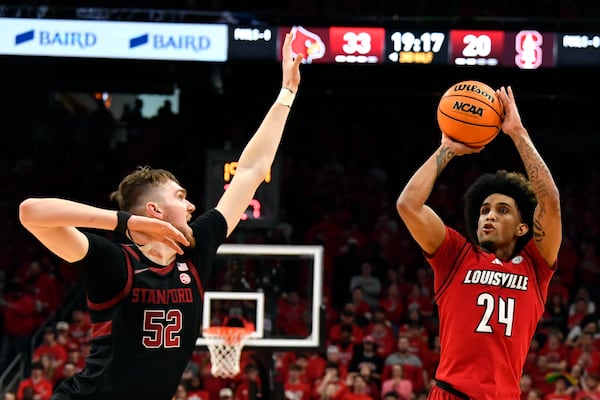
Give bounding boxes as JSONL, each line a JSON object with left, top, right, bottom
{"left": 0, "top": 17, "right": 228, "bottom": 61}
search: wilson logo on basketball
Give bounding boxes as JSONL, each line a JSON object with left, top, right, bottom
{"left": 454, "top": 83, "right": 497, "bottom": 103}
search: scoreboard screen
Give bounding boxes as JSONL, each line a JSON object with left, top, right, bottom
{"left": 268, "top": 25, "right": 600, "bottom": 69}
{"left": 205, "top": 149, "right": 281, "bottom": 228}
{"left": 228, "top": 25, "right": 277, "bottom": 60}
{"left": 4, "top": 15, "right": 597, "bottom": 69}
{"left": 556, "top": 32, "right": 600, "bottom": 66}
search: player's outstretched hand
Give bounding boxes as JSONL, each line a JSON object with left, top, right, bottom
{"left": 126, "top": 215, "right": 191, "bottom": 254}
{"left": 497, "top": 86, "right": 526, "bottom": 139}
{"left": 281, "top": 32, "right": 303, "bottom": 93}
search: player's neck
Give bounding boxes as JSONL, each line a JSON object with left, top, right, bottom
{"left": 138, "top": 241, "right": 177, "bottom": 265}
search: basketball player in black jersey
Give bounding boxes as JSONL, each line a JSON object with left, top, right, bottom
{"left": 18, "top": 32, "right": 303, "bottom": 400}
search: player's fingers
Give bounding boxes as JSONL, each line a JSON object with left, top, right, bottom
{"left": 163, "top": 236, "right": 185, "bottom": 255}
{"left": 282, "top": 33, "right": 291, "bottom": 58}
{"left": 169, "top": 228, "right": 190, "bottom": 246}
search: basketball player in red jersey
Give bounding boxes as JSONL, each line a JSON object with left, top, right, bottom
{"left": 396, "top": 86, "right": 561, "bottom": 400}
{"left": 18, "top": 32, "right": 303, "bottom": 400}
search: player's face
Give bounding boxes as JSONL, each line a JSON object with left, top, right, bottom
{"left": 156, "top": 180, "right": 195, "bottom": 238}
{"left": 476, "top": 193, "right": 527, "bottom": 248}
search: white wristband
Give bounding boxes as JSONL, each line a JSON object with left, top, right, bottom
{"left": 276, "top": 87, "right": 295, "bottom": 108}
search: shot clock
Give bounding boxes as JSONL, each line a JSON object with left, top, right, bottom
{"left": 205, "top": 149, "right": 281, "bottom": 228}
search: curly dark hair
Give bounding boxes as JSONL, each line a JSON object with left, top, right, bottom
{"left": 463, "top": 170, "right": 537, "bottom": 254}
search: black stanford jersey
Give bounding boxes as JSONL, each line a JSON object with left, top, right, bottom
{"left": 52, "top": 209, "right": 226, "bottom": 400}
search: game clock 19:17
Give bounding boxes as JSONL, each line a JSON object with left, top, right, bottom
{"left": 385, "top": 30, "right": 449, "bottom": 65}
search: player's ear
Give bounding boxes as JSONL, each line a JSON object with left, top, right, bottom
{"left": 146, "top": 202, "right": 163, "bottom": 219}
{"left": 516, "top": 223, "right": 529, "bottom": 237}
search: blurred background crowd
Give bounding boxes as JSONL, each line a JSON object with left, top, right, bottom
{"left": 1, "top": 1, "right": 599, "bottom": 400}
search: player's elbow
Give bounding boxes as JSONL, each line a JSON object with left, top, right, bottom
{"left": 396, "top": 192, "right": 418, "bottom": 220}
{"left": 19, "top": 198, "right": 41, "bottom": 227}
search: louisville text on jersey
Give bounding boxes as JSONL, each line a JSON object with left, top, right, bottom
{"left": 462, "top": 269, "right": 528, "bottom": 291}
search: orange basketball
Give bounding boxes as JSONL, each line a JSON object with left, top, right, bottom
{"left": 436, "top": 80, "right": 504, "bottom": 146}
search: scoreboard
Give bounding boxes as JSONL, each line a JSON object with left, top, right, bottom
{"left": 2, "top": 16, "right": 597, "bottom": 68}
{"left": 204, "top": 149, "right": 281, "bottom": 228}
{"left": 228, "top": 24, "right": 600, "bottom": 69}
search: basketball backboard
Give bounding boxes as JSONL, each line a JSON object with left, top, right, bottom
{"left": 196, "top": 244, "right": 324, "bottom": 349}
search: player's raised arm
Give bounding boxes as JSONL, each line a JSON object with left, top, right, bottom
{"left": 215, "top": 32, "right": 303, "bottom": 237}
{"left": 497, "top": 86, "right": 561, "bottom": 266}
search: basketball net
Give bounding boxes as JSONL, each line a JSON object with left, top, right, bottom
{"left": 203, "top": 326, "right": 254, "bottom": 378}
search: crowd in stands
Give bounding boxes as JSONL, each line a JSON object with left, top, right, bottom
{"left": 0, "top": 43, "right": 599, "bottom": 400}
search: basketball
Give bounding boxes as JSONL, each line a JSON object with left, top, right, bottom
{"left": 436, "top": 80, "right": 504, "bottom": 146}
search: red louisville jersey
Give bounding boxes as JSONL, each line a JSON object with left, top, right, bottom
{"left": 430, "top": 227, "right": 554, "bottom": 400}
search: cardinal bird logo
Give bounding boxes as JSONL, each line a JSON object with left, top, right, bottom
{"left": 290, "top": 26, "right": 326, "bottom": 64}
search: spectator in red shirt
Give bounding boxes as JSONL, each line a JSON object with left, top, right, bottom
{"left": 543, "top": 375, "right": 576, "bottom": 400}
{"left": 284, "top": 363, "right": 311, "bottom": 400}
{"left": 538, "top": 331, "right": 570, "bottom": 372}
{"left": 569, "top": 298, "right": 593, "bottom": 332}
{"left": 65, "top": 343, "right": 85, "bottom": 371}
{"left": 574, "top": 373, "right": 600, "bottom": 400}
{"left": 329, "top": 325, "right": 356, "bottom": 372}
{"left": 54, "top": 320, "right": 77, "bottom": 351}
{"left": 570, "top": 333, "right": 600, "bottom": 375}
{"left": 524, "top": 335, "right": 542, "bottom": 375}
{"left": 365, "top": 320, "right": 395, "bottom": 359}
{"left": 343, "top": 373, "right": 375, "bottom": 400}
{"left": 67, "top": 308, "right": 92, "bottom": 345}
{"left": 422, "top": 335, "right": 441, "bottom": 389}
{"left": 377, "top": 285, "right": 404, "bottom": 332}
{"left": 313, "top": 362, "right": 347, "bottom": 400}
{"left": 404, "top": 284, "right": 433, "bottom": 320}
{"left": 520, "top": 372, "right": 534, "bottom": 400}
{"left": 303, "top": 351, "right": 327, "bottom": 387}
{"left": 328, "top": 305, "right": 364, "bottom": 346}
{"left": 19, "top": 261, "right": 61, "bottom": 326}
{"left": 198, "top": 358, "right": 228, "bottom": 400}
{"left": 234, "top": 363, "right": 263, "bottom": 400}
{"left": 0, "top": 282, "right": 38, "bottom": 375}
{"left": 323, "top": 294, "right": 340, "bottom": 336}
{"left": 276, "top": 291, "right": 309, "bottom": 338}
{"left": 541, "top": 292, "right": 570, "bottom": 337}
{"left": 349, "top": 286, "right": 375, "bottom": 328}
{"left": 324, "top": 346, "right": 348, "bottom": 380}
{"left": 530, "top": 355, "right": 557, "bottom": 395}
{"left": 53, "top": 360, "right": 77, "bottom": 389}
{"left": 33, "top": 326, "right": 68, "bottom": 373}
{"left": 186, "top": 374, "right": 210, "bottom": 400}
{"left": 16, "top": 361, "right": 53, "bottom": 400}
